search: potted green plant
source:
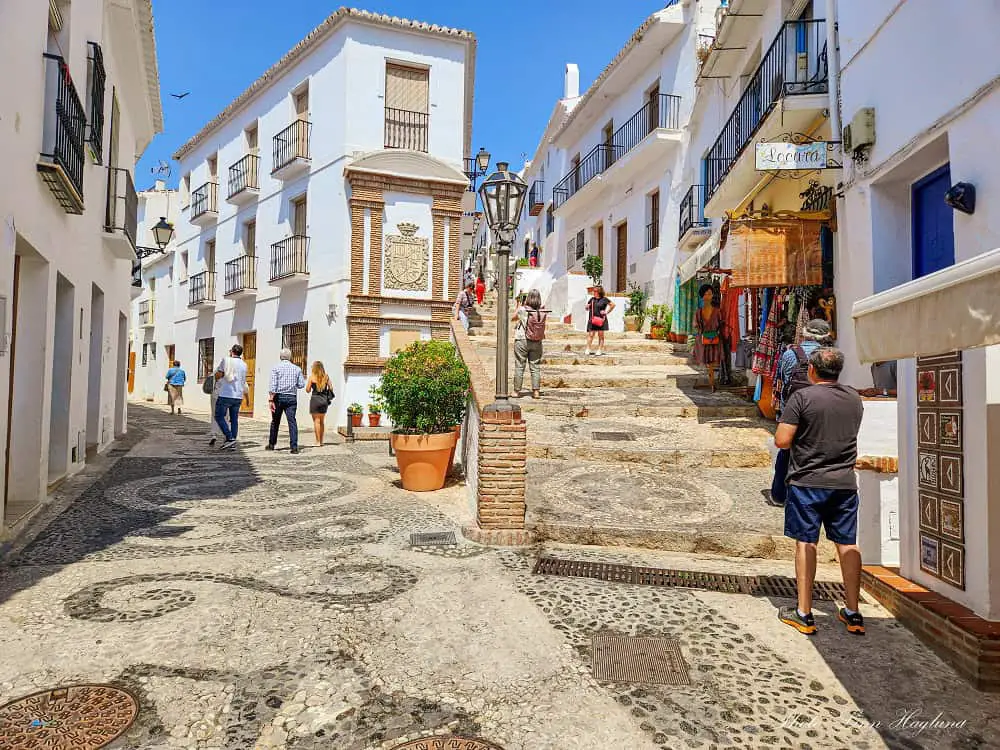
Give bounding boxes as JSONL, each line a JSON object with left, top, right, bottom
{"left": 624, "top": 283, "right": 648, "bottom": 332}
{"left": 649, "top": 304, "right": 673, "bottom": 340}
{"left": 371, "top": 340, "right": 470, "bottom": 492}
{"left": 582, "top": 254, "right": 603, "bottom": 293}
{"left": 367, "top": 401, "right": 382, "bottom": 427}
{"left": 348, "top": 403, "right": 364, "bottom": 428}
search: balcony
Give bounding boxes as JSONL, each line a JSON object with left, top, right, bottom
{"left": 385, "top": 107, "right": 428, "bottom": 151}
{"left": 227, "top": 154, "right": 260, "bottom": 204}
{"left": 37, "top": 54, "right": 86, "bottom": 214}
{"left": 645, "top": 221, "right": 659, "bottom": 252}
{"left": 528, "top": 181, "right": 545, "bottom": 216}
{"left": 138, "top": 299, "right": 155, "bottom": 329}
{"left": 130, "top": 261, "right": 142, "bottom": 300}
{"left": 678, "top": 184, "right": 712, "bottom": 249}
{"left": 272, "top": 120, "right": 311, "bottom": 179}
{"left": 269, "top": 235, "right": 309, "bottom": 286}
{"left": 103, "top": 167, "right": 138, "bottom": 259}
{"left": 190, "top": 182, "right": 219, "bottom": 225}
{"left": 553, "top": 94, "right": 682, "bottom": 211}
{"left": 698, "top": 0, "right": 769, "bottom": 82}
{"left": 224, "top": 255, "right": 258, "bottom": 298}
{"left": 188, "top": 270, "right": 216, "bottom": 309}
{"left": 703, "top": 19, "right": 830, "bottom": 214}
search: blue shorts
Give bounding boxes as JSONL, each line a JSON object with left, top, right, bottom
{"left": 784, "top": 485, "right": 859, "bottom": 545}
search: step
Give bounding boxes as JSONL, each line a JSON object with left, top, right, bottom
{"left": 515, "top": 385, "right": 759, "bottom": 419}
{"left": 470, "top": 338, "right": 687, "bottom": 354}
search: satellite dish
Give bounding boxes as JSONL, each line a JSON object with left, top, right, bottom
{"left": 151, "top": 160, "right": 172, "bottom": 179}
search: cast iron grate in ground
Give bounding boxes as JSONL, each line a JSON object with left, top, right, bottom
{"left": 410, "top": 531, "right": 457, "bottom": 547}
{"left": 390, "top": 739, "right": 505, "bottom": 750}
{"left": 0, "top": 684, "right": 139, "bottom": 748}
{"left": 591, "top": 634, "right": 691, "bottom": 686}
{"left": 591, "top": 431, "right": 636, "bottom": 441}
{"left": 532, "top": 557, "right": 847, "bottom": 601}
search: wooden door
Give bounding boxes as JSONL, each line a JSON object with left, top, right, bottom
{"left": 5, "top": 256, "right": 20, "bottom": 512}
{"left": 127, "top": 351, "right": 136, "bottom": 393}
{"left": 165, "top": 344, "right": 175, "bottom": 365}
{"left": 616, "top": 222, "right": 628, "bottom": 293}
{"left": 241, "top": 332, "right": 256, "bottom": 415}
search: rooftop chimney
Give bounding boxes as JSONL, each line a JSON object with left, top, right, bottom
{"left": 564, "top": 64, "right": 580, "bottom": 100}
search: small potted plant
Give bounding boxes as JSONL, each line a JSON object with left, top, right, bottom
{"left": 371, "top": 340, "right": 470, "bottom": 492}
{"left": 624, "top": 283, "right": 648, "bottom": 332}
{"left": 367, "top": 401, "right": 382, "bottom": 427}
{"left": 582, "top": 254, "right": 603, "bottom": 293}
{"left": 348, "top": 403, "right": 364, "bottom": 428}
{"left": 649, "top": 304, "right": 673, "bottom": 340}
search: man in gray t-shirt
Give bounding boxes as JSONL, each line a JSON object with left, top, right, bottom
{"left": 774, "top": 347, "right": 865, "bottom": 637}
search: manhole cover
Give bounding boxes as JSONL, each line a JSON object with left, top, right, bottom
{"left": 0, "top": 684, "right": 139, "bottom": 749}
{"left": 533, "top": 557, "right": 846, "bottom": 600}
{"left": 410, "top": 531, "right": 457, "bottom": 547}
{"left": 391, "top": 738, "right": 504, "bottom": 750}
{"left": 591, "top": 431, "right": 635, "bottom": 441}
{"left": 592, "top": 634, "right": 691, "bottom": 685}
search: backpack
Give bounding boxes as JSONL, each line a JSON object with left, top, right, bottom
{"left": 525, "top": 309, "right": 547, "bottom": 341}
{"left": 202, "top": 374, "right": 215, "bottom": 394}
{"left": 782, "top": 346, "right": 812, "bottom": 404}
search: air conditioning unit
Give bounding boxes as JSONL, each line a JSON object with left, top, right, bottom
{"left": 843, "top": 107, "right": 876, "bottom": 152}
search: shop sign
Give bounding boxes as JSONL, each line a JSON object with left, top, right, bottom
{"left": 755, "top": 141, "right": 828, "bottom": 171}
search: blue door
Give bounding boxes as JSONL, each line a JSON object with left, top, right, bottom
{"left": 912, "top": 164, "right": 955, "bottom": 279}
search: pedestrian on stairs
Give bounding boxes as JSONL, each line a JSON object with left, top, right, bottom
{"left": 768, "top": 319, "right": 832, "bottom": 507}
{"left": 454, "top": 282, "right": 476, "bottom": 332}
{"left": 475, "top": 273, "right": 486, "bottom": 305}
{"left": 512, "top": 289, "right": 546, "bottom": 399}
{"left": 774, "top": 347, "right": 865, "bottom": 637}
{"left": 585, "top": 286, "right": 614, "bottom": 356}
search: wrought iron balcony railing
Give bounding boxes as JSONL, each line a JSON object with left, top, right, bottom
{"left": 646, "top": 221, "right": 659, "bottom": 252}
{"left": 679, "top": 184, "right": 710, "bottom": 239}
{"left": 38, "top": 54, "right": 86, "bottom": 213}
{"left": 131, "top": 261, "right": 142, "bottom": 288}
{"left": 552, "top": 94, "right": 681, "bottom": 209}
{"left": 224, "top": 255, "right": 257, "bottom": 295}
{"left": 104, "top": 167, "right": 137, "bottom": 250}
{"left": 273, "top": 120, "right": 311, "bottom": 173}
{"left": 528, "top": 180, "right": 545, "bottom": 215}
{"left": 704, "top": 19, "right": 829, "bottom": 202}
{"left": 188, "top": 270, "right": 216, "bottom": 306}
{"left": 270, "top": 235, "right": 309, "bottom": 281}
{"left": 227, "top": 154, "right": 259, "bottom": 199}
{"left": 191, "top": 182, "right": 218, "bottom": 219}
{"left": 385, "top": 107, "right": 429, "bottom": 151}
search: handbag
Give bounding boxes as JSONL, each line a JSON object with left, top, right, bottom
{"left": 588, "top": 299, "right": 605, "bottom": 328}
{"left": 202, "top": 376, "right": 214, "bottom": 395}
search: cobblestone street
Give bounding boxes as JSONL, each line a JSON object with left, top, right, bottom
{"left": 0, "top": 405, "right": 998, "bottom": 750}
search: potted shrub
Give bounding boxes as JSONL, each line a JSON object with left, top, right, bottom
{"left": 582, "top": 254, "right": 603, "bottom": 293}
{"left": 367, "top": 401, "right": 382, "bottom": 427}
{"left": 649, "top": 304, "right": 673, "bottom": 340}
{"left": 371, "top": 340, "right": 470, "bottom": 492}
{"left": 624, "top": 283, "right": 648, "bottom": 332}
{"left": 348, "top": 403, "right": 363, "bottom": 428}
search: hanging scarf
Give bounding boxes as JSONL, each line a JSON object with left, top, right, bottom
{"left": 673, "top": 276, "right": 699, "bottom": 335}
{"left": 752, "top": 289, "right": 782, "bottom": 375}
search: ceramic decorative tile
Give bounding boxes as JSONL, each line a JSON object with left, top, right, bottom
{"left": 918, "top": 494, "right": 940, "bottom": 534}
{"left": 940, "top": 542, "right": 966, "bottom": 589}
{"left": 920, "top": 533, "right": 940, "bottom": 576}
{"left": 917, "top": 451, "right": 939, "bottom": 491}
{"left": 938, "top": 412, "right": 962, "bottom": 451}
{"left": 939, "top": 499, "right": 964, "bottom": 542}
{"left": 938, "top": 366, "right": 963, "bottom": 406}
{"left": 939, "top": 454, "right": 963, "bottom": 497}
{"left": 918, "top": 412, "right": 938, "bottom": 448}
{"left": 917, "top": 369, "right": 938, "bottom": 404}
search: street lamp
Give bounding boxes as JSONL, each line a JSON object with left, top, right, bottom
{"left": 478, "top": 161, "right": 528, "bottom": 414}
{"left": 151, "top": 216, "right": 175, "bottom": 250}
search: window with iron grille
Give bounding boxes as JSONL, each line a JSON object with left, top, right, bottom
{"left": 546, "top": 206, "right": 554, "bottom": 236}
{"left": 575, "top": 230, "right": 586, "bottom": 261}
{"left": 141, "top": 343, "right": 148, "bottom": 367}
{"left": 198, "top": 337, "right": 215, "bottom": 382}
{"left": 86, "top": 42, "right": 106, "bottom": 164}
{"left": 282, "top": 322, "right": 308, "bottom": 374}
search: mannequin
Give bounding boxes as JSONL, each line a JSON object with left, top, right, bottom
{"left": 693, "top": 283, "right": 722, "bottom": 391}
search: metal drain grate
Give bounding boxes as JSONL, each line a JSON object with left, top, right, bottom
{"left": 0, "top": 684, "right": 139, "bottom": 748}
{"left": 533, "top": 557, "right": 846, "bottom": 601}
{"left": 591, "top": 431, "right": 635, "bottom": 442}
{"left": 410, "top": 531, "right": 457, "bottom": 547}
{"left": 592, "top": 634, "right": 691, "bottom": 686}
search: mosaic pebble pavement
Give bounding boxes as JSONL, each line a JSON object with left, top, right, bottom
{"left": 0, "top": 405, "right": 997, "bottom": 749}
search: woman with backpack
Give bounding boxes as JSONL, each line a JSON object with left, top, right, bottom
{"left": 512, "top": 289, "right": 546, "bottom": 399}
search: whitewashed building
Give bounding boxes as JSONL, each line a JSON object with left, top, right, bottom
{"left": 844, "top": 1, "right": 1000, "bottom": 619}
{"left": 152, "top": 8, "right": 475, "bottom": 425}
{"left": 0, "top": 0, "right": 162, "bottom": 536}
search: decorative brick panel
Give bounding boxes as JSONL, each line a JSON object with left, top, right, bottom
{"left": 855, "top": 455, "right": 899, "bottom": 473}
{"left": 370, "top": 206, "right": 384, "bottom": 293}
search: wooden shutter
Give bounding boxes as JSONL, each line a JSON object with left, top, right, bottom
{"left": 385, "top": 64, "right": 429, "bottom": 113}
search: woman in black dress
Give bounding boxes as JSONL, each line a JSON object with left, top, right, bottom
{"left": 305, "top": 361, "right": 334, "bottom": 446}
{"left": 585, "top": 285, "right": 615, "bottom": 356}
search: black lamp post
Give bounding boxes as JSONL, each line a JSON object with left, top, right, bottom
{"left": 151, "top": 216, "right": 175, "bottom": 250}
{"left": 477, "top": 161, "right": 528, "bottom": 413}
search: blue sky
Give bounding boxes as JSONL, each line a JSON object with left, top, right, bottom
{"left": 138, "top": 0, "right": 668, "bottom": 189}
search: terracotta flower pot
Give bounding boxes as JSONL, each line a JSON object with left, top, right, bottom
{"left": 368, "top": 413, "right": 381, "bottom": 427}
{"left": 651, "top": 325, "right": 665, "bottom": 340}
{"left": 624, "top": 316, "right": 640, "bottom": 332}
{"left": 392, "top": 431, "right": 458, "bottom": 492}
{"left": 350, "top": 413, "right": 362, "bottom": 428}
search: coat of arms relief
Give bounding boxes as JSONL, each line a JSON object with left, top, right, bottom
{"left": 383, "top": 222, "right": 429, "bottom": 292}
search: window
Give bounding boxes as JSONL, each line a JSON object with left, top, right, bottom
{"left": 244, "top": 220, "right": 257, "bottom": 255}
{"left": 385, "top": 63, "right": 430, "bottom": 151}
{"left": 179, "top": 250, "right": 189, "bottom": 281}
{"left": 205, "top": 239, "right": 216, "bottom": 269}
{"left": 294, "top": 86, "right": 309, "bottom": 119}
{"left": 646, "top": 190, "right": 660, "bottom": 251}
{"left": 141, "top": 343, "right": 148, "bottom": 367}
{"left": 149, "top": 276, "right": 156, "bottom": 294}
{"left": 245, "top": 123, "right": 259, "bottom": 155}
{"left": 282, "top": 322, "right": 308, "bottom": 374}
{"left": 292, "top": 194, "right": 307, "bottom": 236}
{"left": 208, "top": 154, "right": 218, "bottom": 181}
{"left": 86, "top": 42, "right": 106, "bottom": 163}
{"left": 181, "top": 174, "right": 191, "bottom": 207}
{"left": 198, "top": 338, "right": 215, "bottom": 382}
{"left": 575, "top": 229, "right": 585, "bottom": 262}
{"left": 546, "top": 206, "right": 554, "bottom": 236}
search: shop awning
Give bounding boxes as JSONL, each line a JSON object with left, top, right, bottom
{"left": 677, "top": 227, "right": 722, "bottom": 284}
{"left": 852, "top": 247, "right": 1000, "bottom": 363}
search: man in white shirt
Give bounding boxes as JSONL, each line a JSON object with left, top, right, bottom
{"left": 213, "top": 344, "right": 249, "bottom": 450}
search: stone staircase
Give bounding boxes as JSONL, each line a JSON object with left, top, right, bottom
{"left": 468, "top": 294, "right": 832, "bottom": 561}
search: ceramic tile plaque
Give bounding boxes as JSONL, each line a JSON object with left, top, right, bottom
{"left": 915, "top": 353, "right": 965, "bottom": 589}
